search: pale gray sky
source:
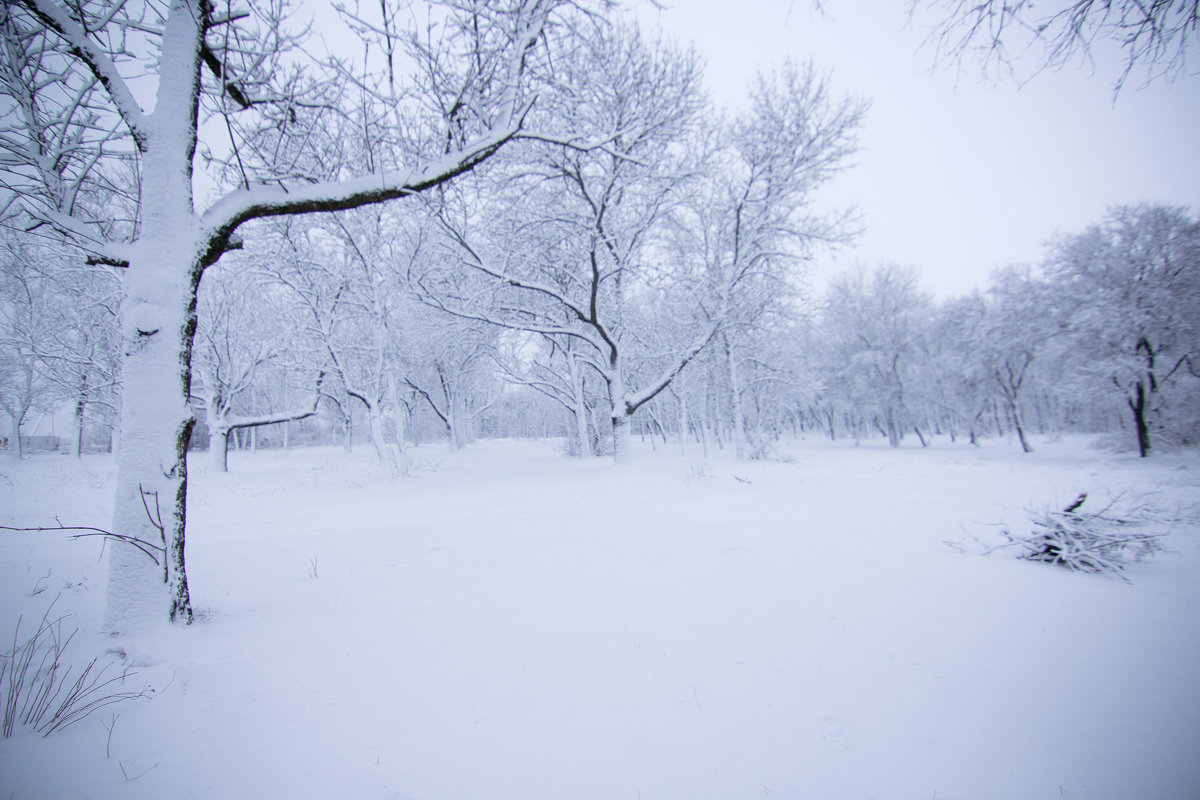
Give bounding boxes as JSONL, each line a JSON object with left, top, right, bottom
{"left": 635, "top": 1, "right": 1200, "bottom": 298}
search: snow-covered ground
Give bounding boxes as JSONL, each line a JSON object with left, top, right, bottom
{"left": 1, "top": 435, "right": 1198, "bottom": 799}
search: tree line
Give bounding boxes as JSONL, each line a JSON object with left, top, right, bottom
{"left": 8, "top": 200, "right": 1198, "bottom": 466}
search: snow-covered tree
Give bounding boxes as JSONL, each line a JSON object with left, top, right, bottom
{"left": 418, "top": 23, "right": 712, "bottom": 463}
{"left": 821, "top": 264, "right": 933, "bottom": 447}
{"left": 690, "top": 61, "right": 864, "bottom": 458}
{"left": 0, "top": 0, "right": 591, "bottom": 627}
{"left": 39, "top": 268, "right": 122, "bottom": 457}
{"left": 973, "top": 265, "right": 1058, "bottom": 452}
{"left": 494, "top": 330, "right": 604, "bottom": 456}
{"left": 0, "top": 235, "right": 77, "bottom": 457}
{"left": 194, "top": 264, "right": 321, "bottom": 472}
{"left": 403, "top": 299, "right": 501, "bottom": 451}
{"left": 925, "top": 292, "right": 995, "bottom": 443}
{"left": 1045, "top": 204, "right": 1200, "bottom": 456}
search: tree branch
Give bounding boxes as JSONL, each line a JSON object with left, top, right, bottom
{"left": 20, "top": 0, "right": 149, "bottom": 151}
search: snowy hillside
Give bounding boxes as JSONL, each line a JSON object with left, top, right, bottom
{"left": 1, "top": 436, "right": 1198, "bottom": 799}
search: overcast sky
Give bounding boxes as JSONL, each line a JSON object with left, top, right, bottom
{"left": 634, "top": 1, "right": 1200, "bottom": 299}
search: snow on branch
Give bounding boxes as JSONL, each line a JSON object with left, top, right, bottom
{"left": 622, "top": 318, "right": 723, "bottom": 417}
{"left": 225, "top": 372, "right": 326, "bottom": 431}
{"left": 199, "top": 108, "right": 531, "bottom": 253}
{"left": 34, "top": 210, "right": 133, "bottom": 268}
{"left": 20, "top": 0, "right": 149, "bottom": 152}
{"left": 997, "top": 492, "right": 1169, "bottom": 583}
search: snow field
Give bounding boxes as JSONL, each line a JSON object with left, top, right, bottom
{"left": 1, "top": 436, "right": 1198, "bottom": 799}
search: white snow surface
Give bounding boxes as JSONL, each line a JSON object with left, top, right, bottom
{"left": 1, "top": 435, "right": 1198, "bottom": 799}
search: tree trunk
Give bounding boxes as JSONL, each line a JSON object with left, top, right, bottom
{"left": 105, "top": 1, "right": 204, "bottom": 629}
{"left": 448, "top": 400, "right": 463, "bottom": 451}
{"left": 8, "top": 418, "right": 22, "bottom": 459}
{"left": 1130, "top": 381, "right": 1151, "bottom": 458}
{"left": 886, "top": 408, "right": 901, "bottom": 448}
{"left": 724, "top": 336, "right": 747, "bottom": 459}
{"left": 587, "top": 402, "right": 603, "bottom": 457}
{"left": 678, "top": 392, "right": 688, "bottom": 456}
{"left": 71, "top": 377, "right": 87, "bottom": 457}
{"left": 386, "top": 375, "right": 409, "bottom": 476}
{"left": 107, "top": 246, "right": 198, "bottom": 629}
{"left": 568, "top": 353, "right": 591, "bottom": 458}
{"left": 1009, "top": 401, "right": 1033, "bottom": 453}
{"left": 208, "top": 425, "right": 230, "bottom": 472}
{"left": 368, "top": 404, "right": 402, "bottom": 481}
{"left": 608, "top": 357, "right": 632, "bottom": 464}
{"left": 611, "top": 411, "right": 632, "bottom": 464}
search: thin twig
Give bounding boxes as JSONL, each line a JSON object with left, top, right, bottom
{"left": 0, "top": 524, "right": 163, "bottom": 564}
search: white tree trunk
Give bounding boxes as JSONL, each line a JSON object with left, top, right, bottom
{"left": 107, "top": 240, "right": 198, "bottom": 628}
{"left": 608, "top": 366, "right": 632, "bottom": 464}
{"left": 568, "top": 353, "right": 591, "bottom": 458}
{"left": 611, "top": 411, "right": 632, "bottom": 464}
{"left": 886, "top": 407, "right": 902, "bottom": 448}
{"left": 724, "top": 335, "right": 747, "bottom": 460}
{"left": 208, "top": 425, "right": 229, "bottom": 472}
{"left": 386, "top": 374, "right": 409, "bottom": 477}
{"left": 69, "top": 391, "right": 85, "bottom": 457}
{"left": 678, "top": 392, "right": 688, "bottom": 456}
{"left": 105, "top": 1, "right": 203, "bottom": 629}
{"left": 447, "top": 400, "right": 462, "bottom": 451}
{"left": 368, "top": 405, "right": 402, "bottom": 482}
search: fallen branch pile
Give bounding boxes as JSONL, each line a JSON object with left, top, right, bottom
{"left": 1009, "top": 493, "right": 1166, "bottom": 583}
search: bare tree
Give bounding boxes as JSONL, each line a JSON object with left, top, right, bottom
{"left": 918, "top": 0, "right": 1200, "bottom": 92}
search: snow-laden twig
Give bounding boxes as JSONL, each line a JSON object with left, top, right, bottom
{"left": 1005, "top": 492, "right": 1167, "bottom": 583}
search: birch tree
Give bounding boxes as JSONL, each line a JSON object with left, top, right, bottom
{"left": 0, "top": 0, "right": 589, "bottom": 627}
